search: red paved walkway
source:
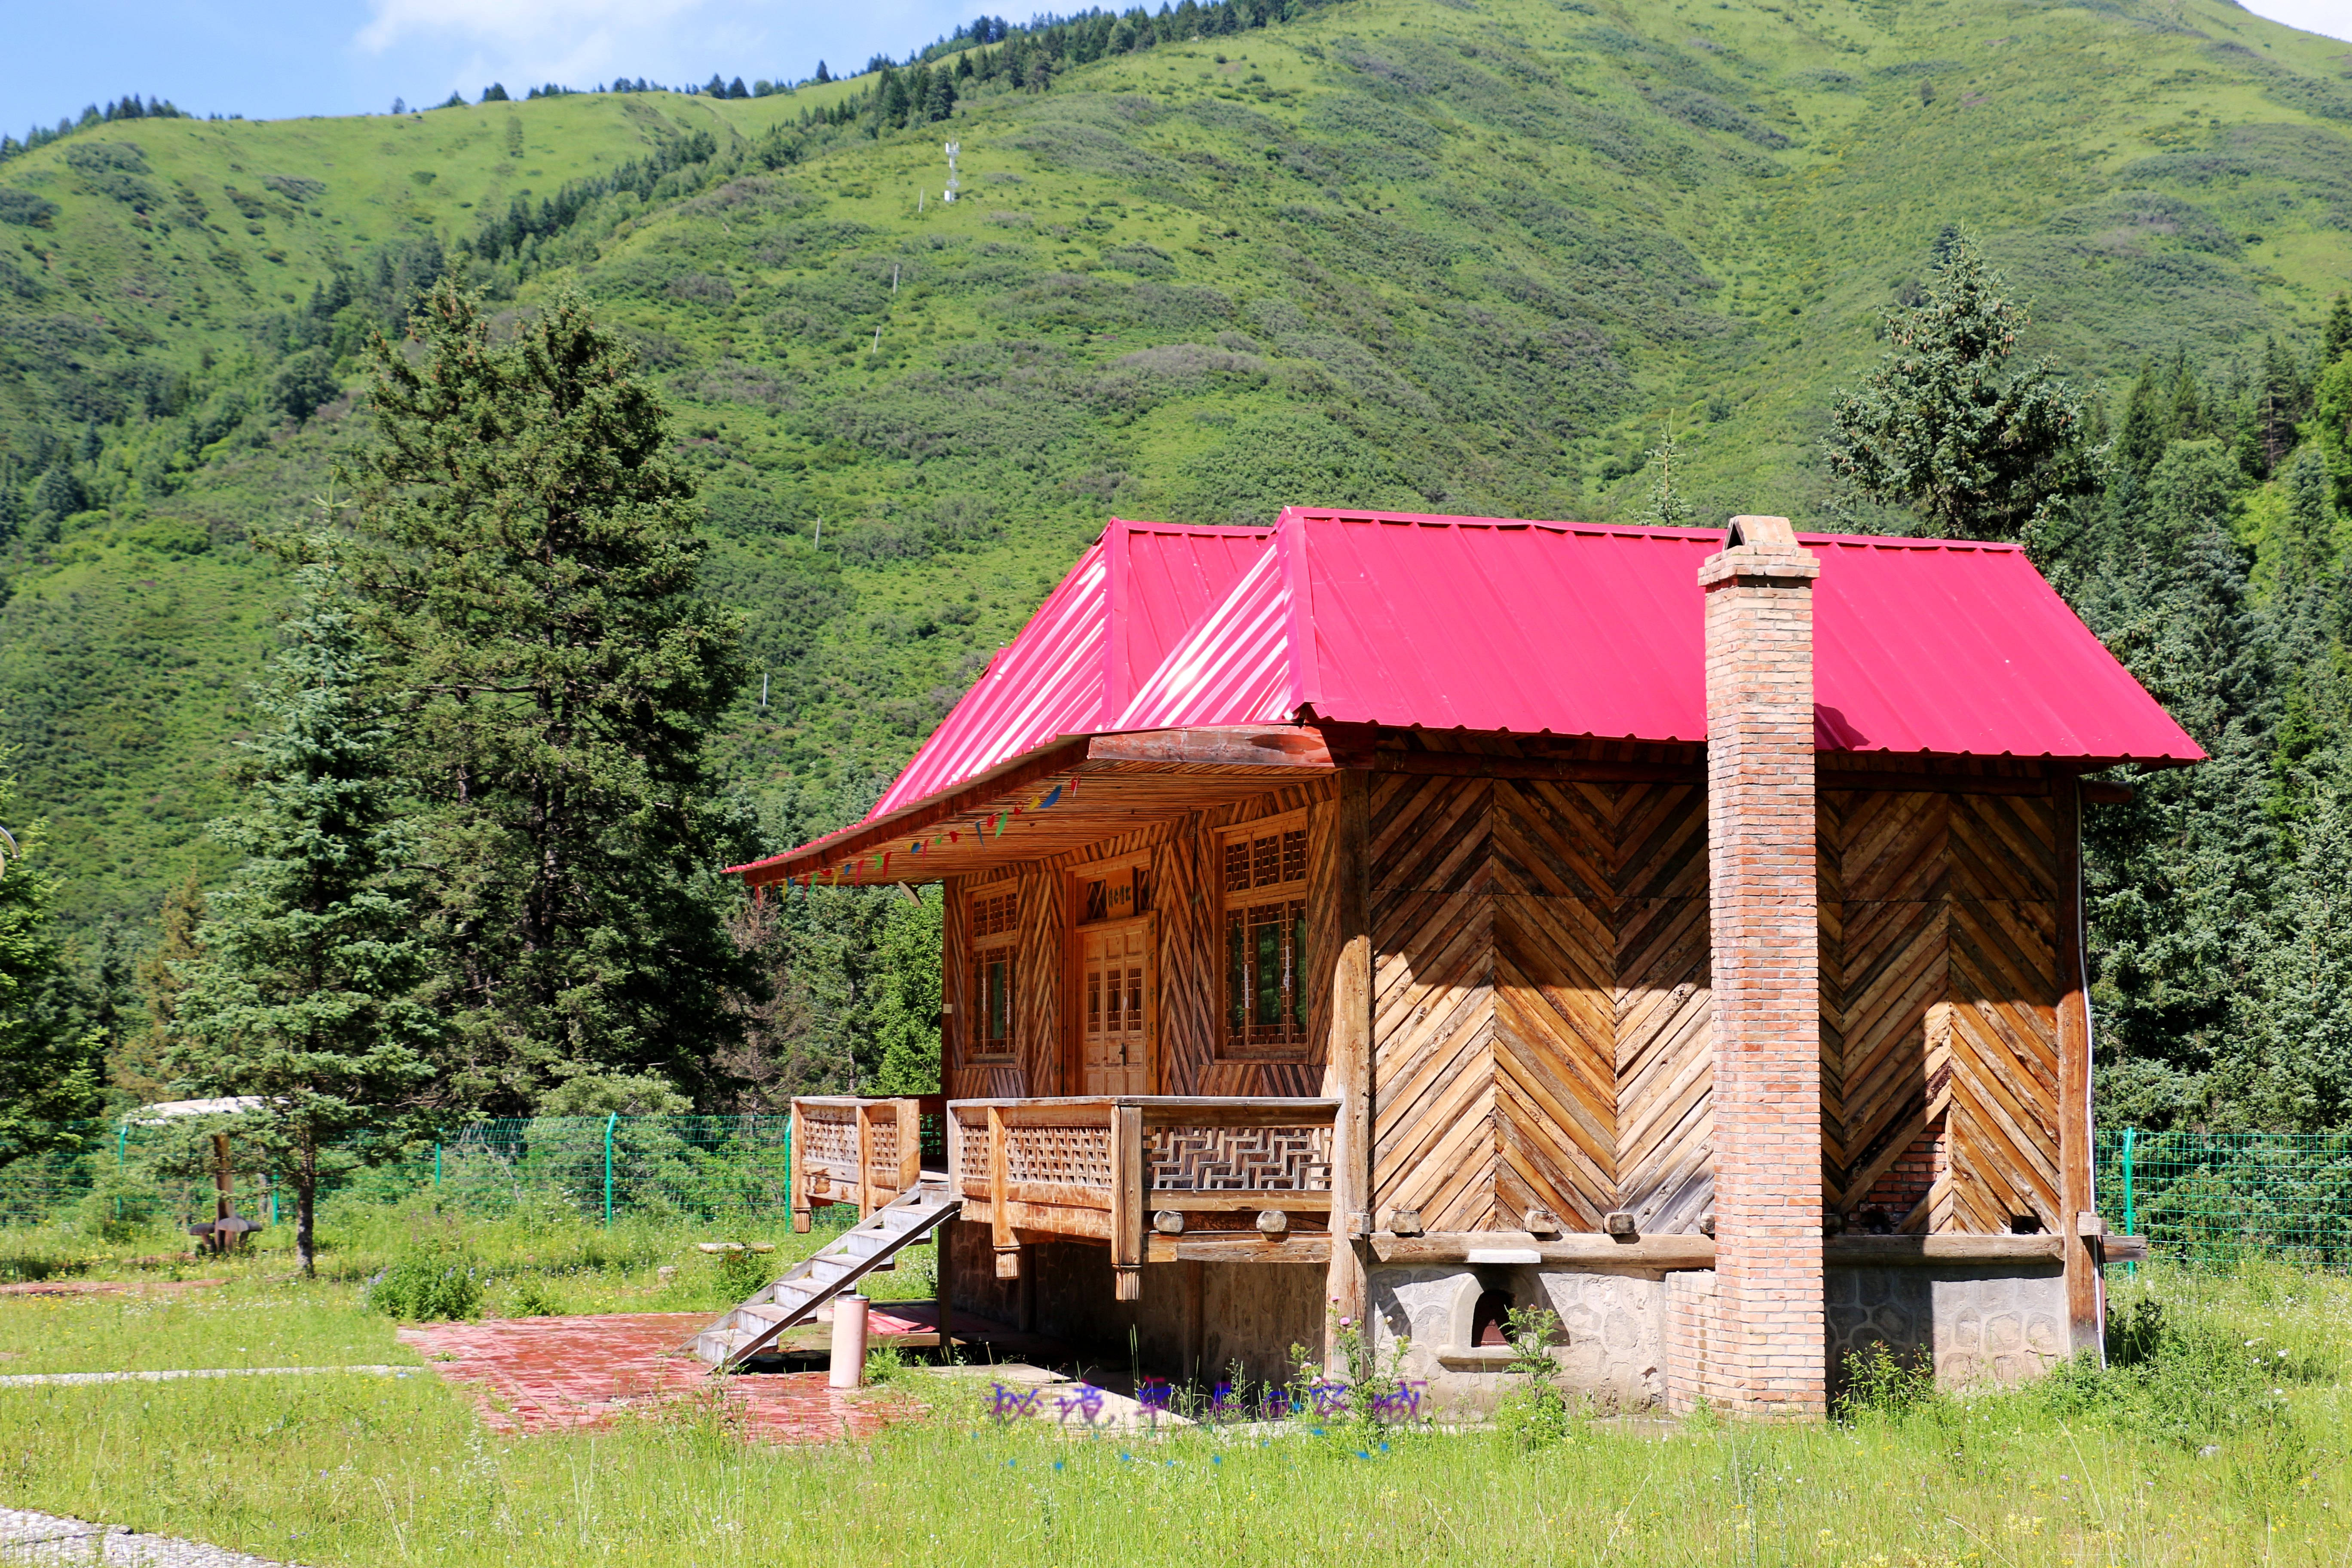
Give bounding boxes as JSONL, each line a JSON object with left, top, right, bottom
{"left": 398, "top": 1310, "right": 932, "bottom": 1443}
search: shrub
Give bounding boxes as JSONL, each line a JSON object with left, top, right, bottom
{"left": 367, "top": 1251, "right": 483, "bottom": 1320}
{"left": 1836, "top": 1341, "right": 1938, "bottom": 1423}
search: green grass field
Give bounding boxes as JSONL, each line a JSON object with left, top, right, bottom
{"left": 0, "top": 1257, "right": 2345, "bottom": 1566}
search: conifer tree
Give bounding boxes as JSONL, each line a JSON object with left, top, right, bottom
{"left": 350, "top": 282, "right": 750, "bottom": 1114}
{"left": 169, "top": 561, "right": 440, "bottom": 1274}
{"left": 118, "top": 872, "right": 205, "bottom": 1098}
{"left": 0, "top": 777, "right": 104, "bottom": 1168}
{"left": 1828, "top": 230, "right": 2098, "bottom": 543}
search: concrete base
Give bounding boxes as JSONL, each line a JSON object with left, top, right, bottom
{"left": 1370, "top": 1258, "right": 2070, "bottom": 1416}
{"left": 949, "top": 1220, "right": 2073, "bottom": 1415}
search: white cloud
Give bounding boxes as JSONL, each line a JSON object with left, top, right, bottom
{"left": 2240, "top": 0, "right": 2352, "bottom": 43}
{"left": 357, "top": 0, "right": 709, "bottom": 55}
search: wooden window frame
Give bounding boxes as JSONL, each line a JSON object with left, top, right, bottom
{"left": 1217, "top": 809, "right": 1312, "bottom": 1062}
{"left": 965, "top": 879, "right": 1019, "bottom": 1064}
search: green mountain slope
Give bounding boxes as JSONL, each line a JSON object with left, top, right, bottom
{"left": 3, "top": 0, "right": 2350, "bottom": 939}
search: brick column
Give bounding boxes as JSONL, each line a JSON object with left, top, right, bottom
{"left": 1698, "top": 515, "right": 1826, "bottom": 1418}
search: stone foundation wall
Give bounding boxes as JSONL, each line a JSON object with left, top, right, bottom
{"left": 1372, "top": 1259, "right": 2067, "bottom": 1417}
{"left": 1824, "top": 1262, "right": 2069, "bottom": 1394}
{"left": 1366, "top": 1264, "right": 1667, "bottom": 1414}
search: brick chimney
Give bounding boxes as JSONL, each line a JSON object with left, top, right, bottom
{"left": 1697, "top": 514, "right": 1825, "bottom": 1417}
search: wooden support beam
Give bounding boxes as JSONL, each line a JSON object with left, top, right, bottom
{"left": 1112, "top": 1103, "right": 1144, "bottom": 1302}
{"left": 2055, "top": 778, "right": 2101, "bottom": 1358}
{"left": 788, "top": 1100, "right": 811, "bottom": 1234}
{"left": 1181, "top": 1259, "right": 1204, "bottom": 1386}
{"left": 1084, "top": 726, "right": 1335, "bottom": 769}
{"left": 1372, "top": 753, "right": 1702, "bottom": 784}
{"left": 1146, "top": 1235, "right": 1333, "bottom": 1265}
{"left": 896, "top": 1098, "right": 922, "bottom": 1199}
{"left": 1818, "top": 768, "right": 2052, "bottom": 796}
{"left": 988, "top": 1106, "right": 1020, "bottom": 1280}
{"left": 1365, "top": 1232, "right": 2073, "bottom": 1267}
{"left": 1322, "top": 769, "right": 1373, "bottom": 1375}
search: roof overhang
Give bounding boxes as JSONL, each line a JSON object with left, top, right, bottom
{"left": 726, "top": 725, "right": 1340, "bottom": 889}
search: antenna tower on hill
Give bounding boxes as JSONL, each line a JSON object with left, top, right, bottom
{"left": 942, "top": 140, "right": 960, "bottom": 203}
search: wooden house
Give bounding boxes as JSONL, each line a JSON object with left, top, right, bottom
{"left": 729, "top": 510, "right": 2198, "bottom": 1415}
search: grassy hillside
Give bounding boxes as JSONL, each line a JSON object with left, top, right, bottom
{"left": 3, "top": 0, "right": 2351, "bottom": 939}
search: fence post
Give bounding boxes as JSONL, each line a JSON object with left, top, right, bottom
{"left": 603, "top": 1112, "right": 618, "bottom": 1228}
{"left": 434, "top": 1143, "right": 442, "bottom": 1188}
{"left": 115, "top": 1119, "right": 129, "bottom": 1222}
{"left": 2121, "top": 1127, "right": 2138, "bottom": 1277}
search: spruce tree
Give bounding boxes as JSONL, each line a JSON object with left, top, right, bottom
{"left": 0, "top": 776, "right": 105, "bottom": 1168}
{"left": 118, "top": 872, "right": 206, "bottom": 1098}
{"left": 1828, "top": 230, "right": 2099, "bottom": 543}
{"left": 351, "top": 281, "right": 750, "bottom": 1113}
{"left": 169, "top": 562, "right": 440, "bottom": 1274}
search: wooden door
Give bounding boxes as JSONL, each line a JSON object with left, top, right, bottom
{"left": 1081, "top": 920, "right": 1152, "bottom": 1096}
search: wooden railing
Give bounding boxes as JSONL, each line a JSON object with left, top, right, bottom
{"left": 945, "top": 1096, "right": 1340, "bottom": 1299}
{"left": 788, "top": 1096, "right": 943, "bottom": 1229}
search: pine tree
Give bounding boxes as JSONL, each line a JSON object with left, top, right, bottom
{"left": 481, "top": 83, "right": 510, "bottom": 102}
{"left": 815, "top": 61, "right": 832, "bottom": 84}
{"left": 2316, "top": 338, "right": 2352, "bottom": 518}
{"left": 0, "top": 773, "right": 106, "bottom": 1168}
{"left": 168, "top": 562, "right": 440, "bottom": 1274}
{"left": 119, "top": 871, "right": 206, "bottom": 1098}
{"left": 1828, "top": 230, "right": 2099, "bottom": 543}
{"left": 1637, "top": 432, "right": 1694, "bottom": 527}
{"left": 870, "top": 887, "right": 942, "bottom": 1095}
{"left": 350, "top": 281, "right": 751, "bottom": 1114}
{"left": 2324, "top": 293, "right": 2352, "bottom": 369}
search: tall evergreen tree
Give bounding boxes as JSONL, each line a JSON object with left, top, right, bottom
{"left": 350, "top": 281, "right": 750, "bottom": 1114}
{"left": 1828, "top": 230, "right": 2099, "bottom": 544}
{"left": 0, "top": 776, "right": 104, "bottom": 1168}
{"left": 168, "top": 562, "right": 440, "bottom": 1274}
{"left": 117, "top": 872, "right": 206, "bottom": 1098}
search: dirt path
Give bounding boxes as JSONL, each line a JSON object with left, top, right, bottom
{"left": 0, "top": 1509, "right": 299, "bottom": 1566}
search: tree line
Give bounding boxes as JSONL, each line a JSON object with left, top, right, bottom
{"left": 0, "top": 283, "right": 938, "bottom": 1270}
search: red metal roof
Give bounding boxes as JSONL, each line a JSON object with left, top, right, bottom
{"left": 865, "top": 520, "right": 1268, "bottom": 820}
{"left": 825, "top": 505, "right": 2200, "bottom": 857}
{"left": 1114, "top": 509, "right": 2203, "bottom": 767}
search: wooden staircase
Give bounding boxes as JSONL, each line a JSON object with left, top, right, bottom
{"left": 687, "top": 1179, "right": 961, "bottom": 1373}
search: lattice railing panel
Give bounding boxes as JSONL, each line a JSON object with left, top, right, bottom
{"left": 799, "top": 1108, "right": 857, "bottom": 1170}
{"left": 1150, "top": 1125, "right": 1332, "bottom": 1191}
{"left": 1006, "top": 1124, "right": 1115, "bottom": 1189}
{"left": 955, "top": 1124, "right": 990, "bottom": 1189}
{"left": 865, "top": 1118, "right": 900, "bottom": 1173}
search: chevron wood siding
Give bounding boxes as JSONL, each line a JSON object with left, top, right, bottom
{"left": 1819, "top": 787, "right": 2059, "bottom": 1233}
{"left": 1369, "top": 771, "right": 1712, "bottom": 1234}
{"left": 1015, "top": 864, "right": 1064, "bottom": 1097}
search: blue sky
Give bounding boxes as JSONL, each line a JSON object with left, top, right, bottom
{"left": 3, "top": 0, "right": 2348, "bottom": 137}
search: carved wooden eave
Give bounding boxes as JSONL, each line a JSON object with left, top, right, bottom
{"left": 731, "top": 725, "right": 1338, "bottom": 889}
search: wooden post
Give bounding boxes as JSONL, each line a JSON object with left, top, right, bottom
{"left": 2055, "top": 778, "right": 2101, "bottom": 1359}
{"left": 1321, "top": 770, "right": 1373, "bottom": 1373}
{"left": 212, "top": 1133, "right": 233, "bottom": 1255}
{"left": 788, "top": 1099, "right": 810, "bottom": 1234}
{"left": 1111, "top": 1102, "right": 1143, "bottom": 1302}
{"left": 936, "top": 1204, "right": 956, "bottom": 1360}
{"left": 896, "top": 1098, "right": 922, "bottom": 1199}
{"left": 1182, "top": 1259, "right": 1205, "bottom": 1387}
{"left": 989, "top": 1106, "right": 1020, "bottom": 1280}
{"left": 855, "top": 1102, "right": 875, "bottom": 1217}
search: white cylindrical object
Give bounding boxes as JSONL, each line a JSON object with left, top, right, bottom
{"left": 828, "top": 1293, "right": 870, "bottom": 1389}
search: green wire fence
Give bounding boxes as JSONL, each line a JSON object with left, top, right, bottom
{"left": 0, "top": 1113, "right": 949, "bottom": 1233}
{"left": 2094, "top": 1129, "right": 2352, "bottom": 1272}
{"left": 5, "top": 1120, "right": 2348, "bottom": 1271}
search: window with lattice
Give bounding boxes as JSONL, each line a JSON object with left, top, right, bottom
{"left": 968, "top": 885, "right": 1018, "bottom": 1060}
{"left": 1220, "top": 819, "right": 1309, "bottom": 1056}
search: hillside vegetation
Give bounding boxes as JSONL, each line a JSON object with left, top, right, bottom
{"left": 2, "top": 0, "right": 2351, "bottom": 1115}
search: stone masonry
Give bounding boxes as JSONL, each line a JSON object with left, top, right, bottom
{"left": 1690, "top": 515, "right": 1826, "bottom": 1417}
